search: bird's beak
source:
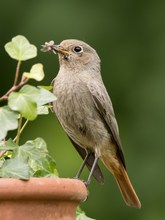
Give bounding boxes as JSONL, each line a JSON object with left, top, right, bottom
{"left": 53, "top": 45, "right": 70, "bottom": 56}
{"left": 41, "top": 41, "right": 71, "bottom": 59}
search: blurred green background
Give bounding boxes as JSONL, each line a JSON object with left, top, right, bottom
{"left": 1, "top": 0, "right": 165, "bottom": 219}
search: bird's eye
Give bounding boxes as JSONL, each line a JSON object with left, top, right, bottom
{"left": 73, "top": 46, "right": 83, "bottom": 53}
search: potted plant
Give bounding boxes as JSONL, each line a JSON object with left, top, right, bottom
{"left": 0, "top": 35, "right": 92, "bottom": 220}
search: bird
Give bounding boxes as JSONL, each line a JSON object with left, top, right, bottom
{"left": 47, "top": 39, "right": 141, "bottom": 208}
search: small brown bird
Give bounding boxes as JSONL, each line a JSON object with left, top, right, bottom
{"left": 46, "top": 39, "right": 141, "bottom": 208}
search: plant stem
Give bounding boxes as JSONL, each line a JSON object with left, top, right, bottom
{"left": 13, "top": 60, "right": 21, "bottom": 86}
{"left": 14, "top": 119, "right": 29, "bottom": 143}
{"left": 0, "top": 150, "right": 7, "bottom": 158}
{"left": 19, "top": 119, "right": 29, "bottom": 135}
{"left": 0, "top": 79, "right": 29, "bottom": 102}
{"left": 0, "top": 60, "right": 30, "bottom": 102}
{"left": 15, "top": 115, "right": 23, "bottom": 145}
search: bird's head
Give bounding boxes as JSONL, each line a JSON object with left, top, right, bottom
{"left": 53, "top": 39, "right": 101, "bottom": 71}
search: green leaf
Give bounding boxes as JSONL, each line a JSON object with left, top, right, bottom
{"left": 14, "top": 139, "right": 45, "bottom": 162}
{"left": 37, "top": 105, "right": 49, "bottom": 115}
{"left": 23, "top": 63, "right": 45, "bottom": 81}
{"left": 32, "top": 155, "right": 59, "bottom": 177}
{"left": 8, "top": 85, "right": 56, "bottom": 119}
{"left": 76, "top": 213, "right": 95, "bottom": 220}
{"left": 0, "top": 159, "right": 5, "bottom": 168}
{"left": 28, "top": 138, "right": 48, "bottom": 153}
{"left": 76, "top": 207, "right": 95, "bottom": 220}
{"left": 37, "top": 88, "right": 57, "bottom": 106}
{"left": 38, "top": 85, "right": 53, "bottom": 91}
{"left": 0, "top": 151, "right": 13, "bottom": 160}
{"left": 13, "top": 138, "right": 58, "bottom": 177}
{"left": 0, "top": 106, "right": 18, "bottom": 140}
{"left": 0, "top": 139, "right": 18, "bottom": 151}
{"left": 44, "top": 172, "right": 59, "bottom": 178}
{"left": 4, "top": 35, "right": 37, "bottom": 61}
{"left": 0, "top": 158, "right": 30, "bottom": 179}
{"left": 8, "top": 85, "right": 40, "bottom": 120}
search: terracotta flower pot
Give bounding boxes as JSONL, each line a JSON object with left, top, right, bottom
{"left": 0, "top": 178, "right": 88, "bottom": 220}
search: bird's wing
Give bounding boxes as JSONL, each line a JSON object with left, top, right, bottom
{"left": 87, "top": 81, "right": 126, "bottom": 168}
{"left": 49, "top": 78, "right": 56, "bottom": 112}
{"left": 68, "top": 136, "right": 104, "bottom": 184}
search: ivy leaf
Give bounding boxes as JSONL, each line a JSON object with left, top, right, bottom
{"left": 76, "top": 207, "right": 95, "bottom": 220}
{"left": 0, "top": 106, "right": 18, "bottom": 140}
{"left": 32, "top": 137, "right": 48, "bottom": 152}
{"left": 13, "top": 139, "right": 46, "bottom": 162}
{"left": 0, "top": 159, "right": 5, "bottom": 168}
{"left": 76, "top": 213, "right": 95, "bottom": 220}
{"left": 37, "top": 106, "right": 49, "bottom": 115}
{"left": 0, "top": 158, "right": 30, "bottom": 179}
{"left": 32, "top": 155, "right": 59, "bottom": 177}
{"left": 36, "top": 88, "right": 56, "bottom": 115}
{"left": 38, "top": 85, "right": 53, "bottom": 91}
{"left": 13, "top": 138, "right": 58, "bottom": 177}
{"left": 4, "top": 35, "right": 37, "bottom": 61}
{"left": 37, "top": 88, "right": 57, "bottom": 106}
{"left": 8, "top": 85, "right": 40, "bottom": 120}
{"left": 23, "top": 63, "right": 45, "bottom": 81}
{"left": 0, "top": 138, "right": 18, "bottom": 151}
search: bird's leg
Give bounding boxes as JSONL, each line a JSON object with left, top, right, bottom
{"left": 85, "top": 155, "right": 99, "bottom": 186}
{"left": 75, "top": 152, "right": 90, "bottom": 179}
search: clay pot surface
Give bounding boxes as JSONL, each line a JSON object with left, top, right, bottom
{"left": 0, "top": 178, "right": 88, "bottom": 220}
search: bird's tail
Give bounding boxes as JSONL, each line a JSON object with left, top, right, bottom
{"left": 101, "top": 155, "right": 141, "bottom": 208}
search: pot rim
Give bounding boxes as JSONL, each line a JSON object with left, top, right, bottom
{"left": 0, "top": 178, "right": 88, "bottom": 202}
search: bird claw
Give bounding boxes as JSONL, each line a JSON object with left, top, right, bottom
{"left": 73, "top": 177, "right": 89, "bottom": 188}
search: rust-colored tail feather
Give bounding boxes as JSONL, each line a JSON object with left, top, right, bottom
{"left": 102, "top": 155, "right": 141, "bottom": 208}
